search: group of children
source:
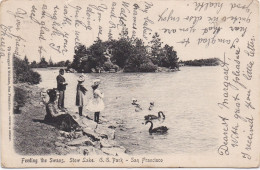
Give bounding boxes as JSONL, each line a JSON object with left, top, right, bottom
{"left": 76, "top": 76, "right": 104, "bottom": 123}
{"left": 42, "top": 75, "right": 104, "bottom": 133}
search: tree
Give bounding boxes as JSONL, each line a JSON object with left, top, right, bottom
{"left": 158, "top": 45, "right": 178, "bottom": 68}
{"left": 124, "top": 39, "right": 157, "bottom": 72}
{"left": 49, "top": 57, "right": 54, "bottom": 67}
{"left": 71, "top": 44, "right": 87, "bottom": 72}
{"left": 23, "top": 56, "right": 29, "bottom": 65}
{"left": 109, "top": 38, "right": 134, "bottom": 68}
{"left": 65, "top": 60, "right": 71, "bottom": 67}
{"left": 87, "top": 38, "right": 107, "bottom": 68}
{"left": 56, "top": 61, "right": 65, "bottom": 67}
{"left": 30, "top": 61, "right": 37, "bottom": 68}
{"left": 38, "top": 57, "right": 48, "bottom": 68}
{"left": 150, "top": 32, "right": 162, "bottom": 65}
{"left": 71, "top": 39, "right": 108, "bottom": 73}
{"left": 70, "top": 35, "right": 178, "bottom": 73}
{"left": 163, "top": 44, "right": 178, "bottom": 68}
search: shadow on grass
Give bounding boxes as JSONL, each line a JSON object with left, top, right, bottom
{"left": 32, "top": 119, "right": 45, "bottom": 123}
{"left": 32, "top": 114, "right": 81, "bottom": 132}
{"left": 32, "top": 119, "right": 60, "bottom": 130}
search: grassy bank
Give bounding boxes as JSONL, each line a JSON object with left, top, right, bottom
{"left": 13, "top": 83, "right": 126, "bottom": 156}
{"left": 13, "top": 83, "right": 62, "bottom": 155}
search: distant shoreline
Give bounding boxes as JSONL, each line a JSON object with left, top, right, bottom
{"left": 33, "top": 65, "right": 219, "bottom": 74}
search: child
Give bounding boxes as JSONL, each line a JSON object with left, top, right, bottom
{"left": 87, "top": 79, "right": 104, "bottom": 123}
{"left": 76, "top": 75, "right": 87, "bottom": 116}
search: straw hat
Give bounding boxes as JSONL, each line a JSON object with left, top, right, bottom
{"left": 78, "top": 75, "right": 85, "bottom": 82}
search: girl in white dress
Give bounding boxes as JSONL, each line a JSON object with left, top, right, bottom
{"left": 87, "top": 79, "right": 104, "bottom": 123}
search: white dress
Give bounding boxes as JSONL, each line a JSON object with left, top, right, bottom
{"left": 87, "top": 89, "right": 105, "bottom": 112}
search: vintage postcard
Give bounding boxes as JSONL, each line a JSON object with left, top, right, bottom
{"left": 0, "top": 0, "right": 259, "bottom": 168}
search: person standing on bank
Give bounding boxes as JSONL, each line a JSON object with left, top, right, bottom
{"left": 56, "top": 69, "right": 68, "bottom": 111}
{"left": 87, "top": 79, "right": 104, "bottom": 123}
{"left": 76, "top": 75, "right": 87, "bottom": 116}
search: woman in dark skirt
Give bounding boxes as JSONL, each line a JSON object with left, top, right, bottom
{"left": 76, "top": 75, "right": 87, "bottom": 116}
{"left": 44, "top": 88, "right": 81, "bottom": 132}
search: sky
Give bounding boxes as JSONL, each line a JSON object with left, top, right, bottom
{"left": 0, "top": 0, "right": 258, "bottom": 62}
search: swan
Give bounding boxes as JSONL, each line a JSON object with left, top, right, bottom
{"left": 131, "top": 98, "right": 143, "bottom": 112}
{"left": 135, "top": 105, "right": 143, "bottom": 112}
{"left": 148, "top": 102, "right": 154, "bottom": 111}
{"left": 144, "top": 111, "right": 165, "bottom": 120}
{"left": 145, "top": 121, "right": 168, "bottom": 134}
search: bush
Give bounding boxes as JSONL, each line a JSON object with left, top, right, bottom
{"left": 140, "top": 62, "right": 158, "bottom": 72}
{"left": 103, "top": 61, "right": 114, "bottom": 71}
{"left": 124, "top": 61, "right": 157, "bottom": 72}
{"left": 13, "top": 57, "right": 41, "bottom": 84}
{"left": 27, "top": 71, "right": 41, "bottom": 84}
{"left": 103, "top": 61, "right": 119, "bottom": 72}
{"left": 14, "top": 86, "right": 28, "bottom": 113}
{"left": 14, "top": 86, "right": 27, "bottom": 106}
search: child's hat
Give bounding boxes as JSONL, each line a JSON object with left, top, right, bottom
{"left": 78, "top": 75, "right": 85, "bottom": 82}
{"left": 46, "top": 88, "right": 58, "bottom": 96}
{"left": 93, "top": 79, "right": 101, "bottom": 86}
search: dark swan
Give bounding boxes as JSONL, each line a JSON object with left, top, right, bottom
{"left": 144, "top": 111, "right": 165, "bottom": 121}
{"left": 145, "top": 121, "right": 168, "bottom": 134}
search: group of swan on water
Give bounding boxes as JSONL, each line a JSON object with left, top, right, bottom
{"left": 132, "top": 99, "right": 168, "bottom": 135}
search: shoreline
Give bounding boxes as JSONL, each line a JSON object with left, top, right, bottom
{"left": 34, "top": 66, "right": 180, "bottom": 73}
{"left": 32, "top": 65, "right": 220, "bottom": 74}
{"left": 13, "top": 83, "right": 127, "bottom": 156}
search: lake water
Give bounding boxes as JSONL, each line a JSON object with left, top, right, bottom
{"left": 35, "top": 66, "right": 222, "bottom": 155}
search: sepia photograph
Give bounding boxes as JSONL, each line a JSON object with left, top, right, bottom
{"left": 0, "top": 0, "right": 259, "bottom": 168}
